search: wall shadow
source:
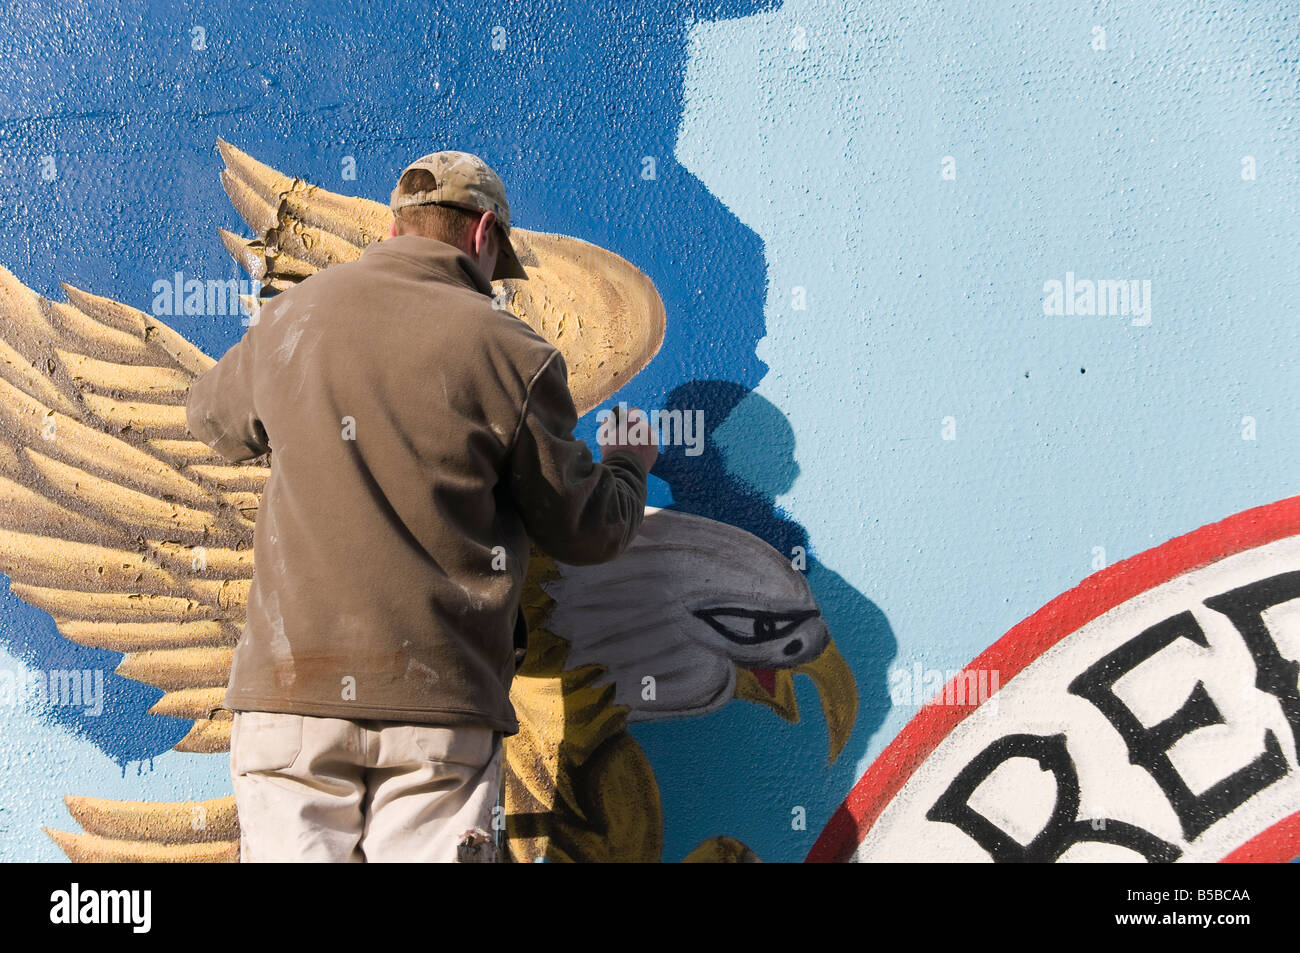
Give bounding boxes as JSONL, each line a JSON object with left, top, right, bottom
{"left": 648, "top": 380, "right": 897, "bottom": 854}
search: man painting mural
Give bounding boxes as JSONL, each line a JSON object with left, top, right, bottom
{"left": 185, "top": 151, "right": 658, "bottom": 862}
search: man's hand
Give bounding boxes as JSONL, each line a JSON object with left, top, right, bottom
{"left": 600, "top": 405, "right": 659, "bottom": 473}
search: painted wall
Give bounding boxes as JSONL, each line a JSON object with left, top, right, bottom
{"left": 0, "top": 0, "right": 1297, "bottom": 861}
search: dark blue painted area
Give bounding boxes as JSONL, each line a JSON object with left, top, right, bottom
{"left": 2, "top": 0, "right": 890, "bottom": 861}
{"left": 0, "top": 592, "right": 177, "bottom": 757}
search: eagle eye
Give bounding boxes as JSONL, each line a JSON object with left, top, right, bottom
{"left": 692, "top": 607, "right": 821, "bottom": 645}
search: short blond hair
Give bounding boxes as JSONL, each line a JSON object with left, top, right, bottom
{"left": 391, "top": 168, "right": 482, "bottom": 246}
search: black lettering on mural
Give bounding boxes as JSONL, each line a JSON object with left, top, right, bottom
{"left": 1202, "top": 570, "right": 1300, "bottom": 761}
{"left": 1067, "top": 611, "right": 1288, "bottom": 842}
{"left": 925, "top": 733, "right": 1181, "bottom": 862}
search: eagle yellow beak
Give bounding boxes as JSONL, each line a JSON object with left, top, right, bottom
{"left": 734, "top": 639, "right": 858, "bottom": 764}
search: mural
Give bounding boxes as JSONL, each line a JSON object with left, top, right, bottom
{"left": 0, "top": 0, "right": 1295, "bottom": 863}
{"left": 0, "top": 142, "right": 857, "bottom": 861}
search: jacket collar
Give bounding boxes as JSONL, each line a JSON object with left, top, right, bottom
{"left": 362, "top": 234, "right": 494, "bottom": 296}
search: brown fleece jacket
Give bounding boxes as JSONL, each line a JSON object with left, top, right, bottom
{"left": 185, "top": 234, "right": 648, "bottom": 734}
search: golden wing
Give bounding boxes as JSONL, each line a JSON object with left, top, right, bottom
{"left": 0, "top": 266, "right": 262, "bottom": 861}
{"left": 215, "top": 139, "right": 665, "bottom": 416}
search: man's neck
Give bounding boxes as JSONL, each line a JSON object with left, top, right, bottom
{"left": 368, "top": 233, "right": 493, "bottom": 296}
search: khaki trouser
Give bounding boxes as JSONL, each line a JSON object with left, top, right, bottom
{"left": 230, "top": 710, "right": 503, "bottom": 862}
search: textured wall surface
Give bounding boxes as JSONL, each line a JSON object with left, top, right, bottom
{"left": 0, "top": 0, "right": 1296, "bottom": 861}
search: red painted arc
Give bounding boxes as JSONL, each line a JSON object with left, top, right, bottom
{"left": 1220, "top": 810, "right": 1300, "bottom": 863}
{"left": 807, "top": 494, "right": 1300, "bottom": 864}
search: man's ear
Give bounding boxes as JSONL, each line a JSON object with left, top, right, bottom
{"left": 389, "top": 219, "right": 399, "bottom": 238}
{"left": 474, "top": 210, "right": 497, "bottom": 256}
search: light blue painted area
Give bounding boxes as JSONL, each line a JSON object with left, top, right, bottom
{"left": 0, "top": 646, "right": 230, "bottom": 861}
{"left": 675, "top": 0, "right": 1298, "bottom": 822}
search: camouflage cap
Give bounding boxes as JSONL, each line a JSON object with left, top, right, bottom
{"left": 389, "top": 151, "right": 529, "bottom": 281}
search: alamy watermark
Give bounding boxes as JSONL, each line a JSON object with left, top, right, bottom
{"left": 596, "top": 401, "right": 705, "bottom": 457}
{"left": 151, "top": 272, "right": 262, "bottom": 324}
{"left": 0, "top": 667, "right": 105, "bottom": 716}
{"left": 889, "top": 661, "right": 1000, "bottom": 712}
{"left": 50, "top": 883, "right": 150, "bottom": 932}
{"left": 1042, "top": 272, "right": 1151, "bottom": 326}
